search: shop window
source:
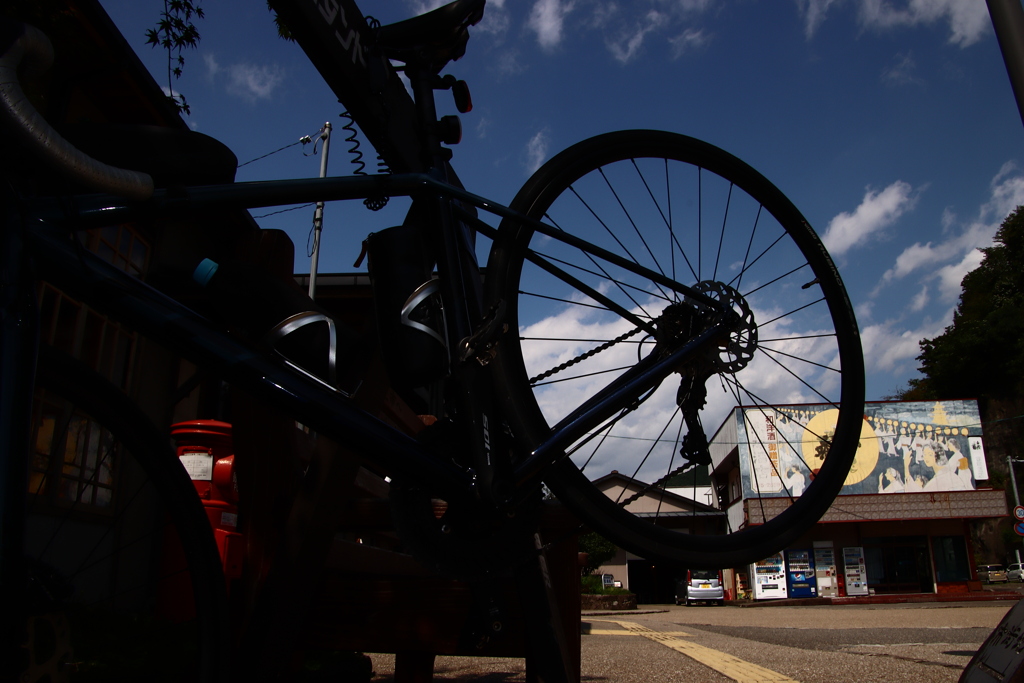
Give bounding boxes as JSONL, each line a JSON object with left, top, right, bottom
{"left": 861, "top": 536, "right": 932, "bottom": 594}
{"left": 36, "top": 224, "right": 148, "bottom": 391}
{"left": 932, "top": 535, "right": 971, "bottom": 582}
{"left": 90, "top": 224, "right": 149, "bottom": 277}
{"left": 28, "top": 389, "right": 119, "bottom": 513}
{"left": 29, "top": 224, "right": 147, "bottom": 507}
{"left": 728, "top": 468, "right": 742, "bottom": 503}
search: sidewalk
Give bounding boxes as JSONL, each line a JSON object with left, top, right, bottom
{"left": 583, "top": 585, "right": 1022, "bottom": 613}
{"left": 730, "top": 585, "right": 1023, "bottom": 607}
{"left": 730, "top": 593, "right": 1020, "bottom": 607}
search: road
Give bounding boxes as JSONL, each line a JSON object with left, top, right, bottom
{"left": 366, "top": 600, "right": 1017, "bottom": 682}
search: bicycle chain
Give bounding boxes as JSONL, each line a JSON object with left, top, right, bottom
{"left": 529, "top": 325, "right": 645, "bottom": 385}
{"left": 618, "top": 461, "right": 695, "bottom": 507}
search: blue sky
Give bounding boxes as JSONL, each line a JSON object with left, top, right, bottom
{"left": 102, "top": 0, "right": 1024, "bottom": 403}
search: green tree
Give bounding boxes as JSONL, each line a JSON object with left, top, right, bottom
{"left": 899, "top": 205, "right": 1024, "bottom": 545}
{"left": 145, "top": 0, "right": 204, "bottom": 114}
{"left": 144, "top": 2, "right": 291, "bottom": 115}
{"left": 903, "top": 206, "right": 1024, "bottom": 403}
{"left": 578, "top": 531, "right": 617, "bottom": 576}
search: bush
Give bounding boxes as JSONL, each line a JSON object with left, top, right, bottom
{"left": 580, "top": 574, "right": 631, "bottom": 595}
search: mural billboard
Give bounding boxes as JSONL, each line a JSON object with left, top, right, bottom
{"left": 736, "top": 400, "right": 986, "bottom": 498}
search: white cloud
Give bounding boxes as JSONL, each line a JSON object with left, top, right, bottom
{"left": 859, "top": 0, "right": 990, "bottom": 47}
{"left": 226, "top": 63, "right": 285, "bottom": 103}
{"left": 881, "top": 52, "right": 922, "bottom": 86}
{"left": 877, "top": 163, "right": 1024, "bottom": 292}
{"left": 988, "top": 161, "right": 1024, "bottom": 217}
{"left": 525, "top": 128, "right": 551, "bottom": 174}
{"left": 859, "top": 313, "right": 950, "bottom": 375}
{"left": 410, "top": 0, "right": 450, "bottom": 13}
{"left": 494, "top": 50, "right": 526, "bottom": 77}
{"left": 669, "top": 27, "right": 711, "bottom": 58}
{"left": 476, "top": 0, "right": 511, "bottom": 38}
{"left": 908, "top": 285, "right": 929, "bottom": 312}
{"left": 798, "top": 0, "right": 991, "bottom": 46}
{"left": 203, "top": 53, "right": 221, "bottom": 79}
{"left": 588, "top": 1, "right": 619, "bottom": 30}
{"left": 529, "top": 0, "right": 577, "bottom": 50}
{"left": 475, "top": 117, "right": 492, "bottom": 139}
{"left": 608, "top": 10, "right": 669, "bottom": 63}
{"left": 797, "top": 0, "right": 843, "bottom": 39}
{"left": 934, "top": 248, "right": 984, "bottom": 301}
{"left": 821, "top": 180, "right": 919, "bottom": 256}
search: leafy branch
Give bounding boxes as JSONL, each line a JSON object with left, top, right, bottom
{"left": 145, "top": 0, "right": 204, "bottom": 115}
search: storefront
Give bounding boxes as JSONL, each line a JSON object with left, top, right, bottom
{"left": 711, "top": 399, "right": 1007, "bottom": 600}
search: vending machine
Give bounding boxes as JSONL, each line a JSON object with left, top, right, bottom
{"left": 813, "top": 542, "right": 838, "bottom": 598}
{"left": 785, "top": 549, "right": 817, "bottom": 598}
{"left": 842, "top": 546, "right": 869, "bottom": 596}
{"left": 752, "top": 552, "right": 788, "bottom": 600}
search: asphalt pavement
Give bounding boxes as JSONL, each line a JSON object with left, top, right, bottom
{"left": 365, "top": 600, "right": 1019, "bottom": 682}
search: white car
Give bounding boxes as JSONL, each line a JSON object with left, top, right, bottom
{"left": 978, "top": 564, "right": 1008, "bottom": 583}
{"left": 1007, "top": 563, "right": 1024, "bottom": 582}
{"left": 677, "top": 569, "right": 725, "bottom": 606}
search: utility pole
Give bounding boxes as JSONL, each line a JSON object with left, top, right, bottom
{"left": 307, "top": 122, "right": 332, "bottom": 300}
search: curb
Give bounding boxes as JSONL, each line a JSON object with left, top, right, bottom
{"left": 728, "top": 592, "right": 1022, "bottom": 607}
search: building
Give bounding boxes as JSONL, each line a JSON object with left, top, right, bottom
{"left": 712, "top": 399, "right": 1006, "bottom": 600}
{"left": 593, "top": 399, "right": 1008, "bottom": 603}
{"left": 585, "top": 471, "right": 723, "bottom": 604}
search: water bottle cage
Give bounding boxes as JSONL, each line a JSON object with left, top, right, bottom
{"left": 265, "top": 311, "right": 350, "bottom": 395}
{"left": 400, "top": 277, "right": 448, "bottom": 349}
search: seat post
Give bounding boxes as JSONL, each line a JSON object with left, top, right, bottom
{"left": 406, "top": 62, "right": 450, "bottom": 173}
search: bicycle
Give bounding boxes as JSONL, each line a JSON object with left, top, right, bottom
{"left": 1, "top": 0, "right": 864, "bottom": 679}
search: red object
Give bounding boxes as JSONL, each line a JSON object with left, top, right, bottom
{"left": 172, "top": 420, "right": 244, "bottom": 582}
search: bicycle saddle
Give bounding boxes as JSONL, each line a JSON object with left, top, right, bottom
{"left": 376, "top": 0, "right": 485, "bottom": 69}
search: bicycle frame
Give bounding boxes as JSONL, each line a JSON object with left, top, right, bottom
{"left": 6, "top": 170, "right": 730, "bottom": 509}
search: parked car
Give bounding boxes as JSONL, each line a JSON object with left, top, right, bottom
{"left": 676, "top": 569, "right": 725, "bottom": 605}
{"left": 978, "top": 564, "right": 1008, "bottom": 583}
{"left": 1007, "top": 563, "right": 1024, "bottom": 582}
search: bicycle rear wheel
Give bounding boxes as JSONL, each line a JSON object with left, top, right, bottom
{"left": 487, "top": 130, "right": 864, "bottom": 568}
{"left": 21, "top": 346, "right": 228, "bottom": 681}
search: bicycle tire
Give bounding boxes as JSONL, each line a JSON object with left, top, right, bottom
{"left": 21, "top": 345, "right": 229, "bottom": 681}
{"left": 487, "top": 130, "right": 865, "bottom": 568}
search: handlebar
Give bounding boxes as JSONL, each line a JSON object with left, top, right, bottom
{"left": 0, "top": 20, "right": 154, "bottom": 200}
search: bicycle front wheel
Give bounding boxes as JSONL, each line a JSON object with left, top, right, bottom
{"left": 22, "top": 346, "right": 229, "bottom": 681}
{"left": 487, "top": 130, "right": 864, "bottom": 568}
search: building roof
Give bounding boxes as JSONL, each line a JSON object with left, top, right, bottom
{"left": 592, "top": 470, "right": 723, "bottom": 517}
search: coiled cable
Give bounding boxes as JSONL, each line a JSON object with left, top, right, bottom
{"left": 339, "top": 111, "right": 390, "bottom": 211}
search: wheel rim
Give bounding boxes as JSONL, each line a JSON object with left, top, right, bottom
{"left": 490, "top": 130, "right": 864, "bottom": 567}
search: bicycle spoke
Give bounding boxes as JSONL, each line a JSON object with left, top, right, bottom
{"left": 597, "top": 167, "right": 674, "bottom": 303}
{"left": 759, "top": 344, "right": 841, "bottom": 373}
{"left": 713, "top": 183, "right": 733, "bottom": 282}
{"left": 521, "top": 243, "right": 658, "bottom": 334}
{"left": 526, "top": 249, "right": 674, "bottom": 305}
{"left": 491, "top": 130, "right": 862, "bottom": 566}
{"left": 757, "top": 296, "right": 828, "bottom": 329}
{"left": 533, "top": 364, "right": 635, "bottom": 387}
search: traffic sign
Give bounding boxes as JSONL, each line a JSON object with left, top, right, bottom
{"left": 1015, "top": 522, "right": 1024, "bottom": 537}
{"left": 1015, "top": 505, "right": 1024, "bottom": 521}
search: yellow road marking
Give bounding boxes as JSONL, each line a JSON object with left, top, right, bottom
{"left": 587, "top": 629, "right": 691, "bottom": 636}
{"left": 587, "top": 619, "right": 799, "bottom": 683}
